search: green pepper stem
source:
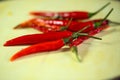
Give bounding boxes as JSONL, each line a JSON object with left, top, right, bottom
{"left": 109, "top": 20, "right": 120, "bottom": 25}
{"left": 66, "top": 18, "right": 73, "bottom": 27}
{"left": 83, "top": 35, "right": 102, "bottom": 40}
{"left": 94, "top": 8, "right": 113, "bottom": 28}
{"left": 63, "top": 26, "right": 102, "bottom": 44}
{"left": 101, "top": 8, "right": 113, "bottom": 23}
{"left": 63, "top": 26, "right": 89, "bottom": 44}
{"left": 60, "top": 18, "right": 73, "bottom": 31}
{"left": 89, "top": 2, "right": 111, "bottom": 18}
{"left": 71, "top": 46, "right": 81, "bottom": 62}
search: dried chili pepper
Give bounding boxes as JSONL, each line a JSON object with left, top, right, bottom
{"left": 4, "top": 31, "right": 72, "bottom": 46}
{"left": 30, "top": 2, "right": 110, "bottom": 20}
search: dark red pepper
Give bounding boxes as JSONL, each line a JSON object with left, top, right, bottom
{"left": 30, "top": 2, "right": 110, "bottom": 20}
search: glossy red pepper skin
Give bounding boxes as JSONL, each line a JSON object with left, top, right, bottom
{"left": 10, "top": 39, "right": 65, "bottom": 61}
{"left": 4, "top": 31, "right": 72, "bottom": 46}
{"left": 30, "top": 3, "right": 110, "bottom": 20}
{"left": 37, "top": 18, "right": 79, "bottom": 26}
{"left": 10, "top": 25, "right": 109, "bottom": 61}
{"left": 70, "top": 25, "right": 109, "bottom": 47}
{"left": 30, "top": 11, "right": 89, "bottom": 20}
{"left": 14, "top": 18, "right": 79, "bottom": 30}
{"left": 68, "top": 19, "right": 109, "bottom": 32}
{"left": 15, "top": 18, "right": 109, "bottom": 33}
{"left": 68, "top": 21, "right": 95, "bottom": 32}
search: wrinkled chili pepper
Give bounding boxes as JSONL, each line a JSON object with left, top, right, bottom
{"left": 4, "top": 31, "right": 72, "bottom": 46}
{"left": 30, "top": 2, "right": 110, "bottom": 20}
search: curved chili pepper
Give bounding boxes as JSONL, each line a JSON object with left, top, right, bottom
{"left": 30, "top": 2, "right": 110, "bottom": 20}
{"left": 14, "top": 18, "right": 80, "bottom": 33}
{"left": 4, "top": 31, "right": 72, "bottom": 46}
{"left": 10, "top": 39, "right": 66, "bottom": 61}
{"left": 10, "top": 25, "right": 103, "bottom": 61}
{"left": 10, "top": 29, "right": 83, "bottom": 61}
{"left": 10, "top": 27, "right": 92, "bottom": 61}
{"left": 14, "top": 18, "right": 67, "bottom": 33}
{"left": 14, "top": 18, "right": 110, "bottom": 33}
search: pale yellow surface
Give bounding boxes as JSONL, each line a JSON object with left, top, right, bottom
{"left": 0, "top": 0, "right": 120, "bottom": 80}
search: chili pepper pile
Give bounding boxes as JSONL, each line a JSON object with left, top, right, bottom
{"left": 4, "top": 2, "right": 119, "bottom": 62}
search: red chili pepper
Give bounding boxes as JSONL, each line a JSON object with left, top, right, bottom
{"left": 33, "top": 17, "right": 119, "bottom": 33}
{"left": 30, "top": 2, "right": 110, "bottom": 20}
{"left": 14, "top": 15, "right": 114, "bottom": 34}
{"left": 68, "top": 8, "right": 113, "bottom": 32}
{"left": 14, "top": 18, "right": 60, "bottom": 29}
{"left": 69, "top": 25, "right": 109, "bottom": 47}
{"left": 4, "top": 31, "right": 72, "bottom": 46}
{"left": 10, "top": 39, "right": 66, "bottom": 61}
{"left": 14, "top": 18, "right": 79, "bottom": 32}
{"left": 10, "top": 25, "right": 104, "bottom": 61}
{"left": 14, "top": 18, "right": 110, "bottom": 32}
{"left": 68, "top": 8, "right": 114, "bottom": 47}
{"left": 9, "top": 9, "right": 113, "bottom": 61}
{"left": 9, "top": 28, "right": 92, "bottom": 61}
{"left": 14, "top": 8, "right": 114, "bottom": 33}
